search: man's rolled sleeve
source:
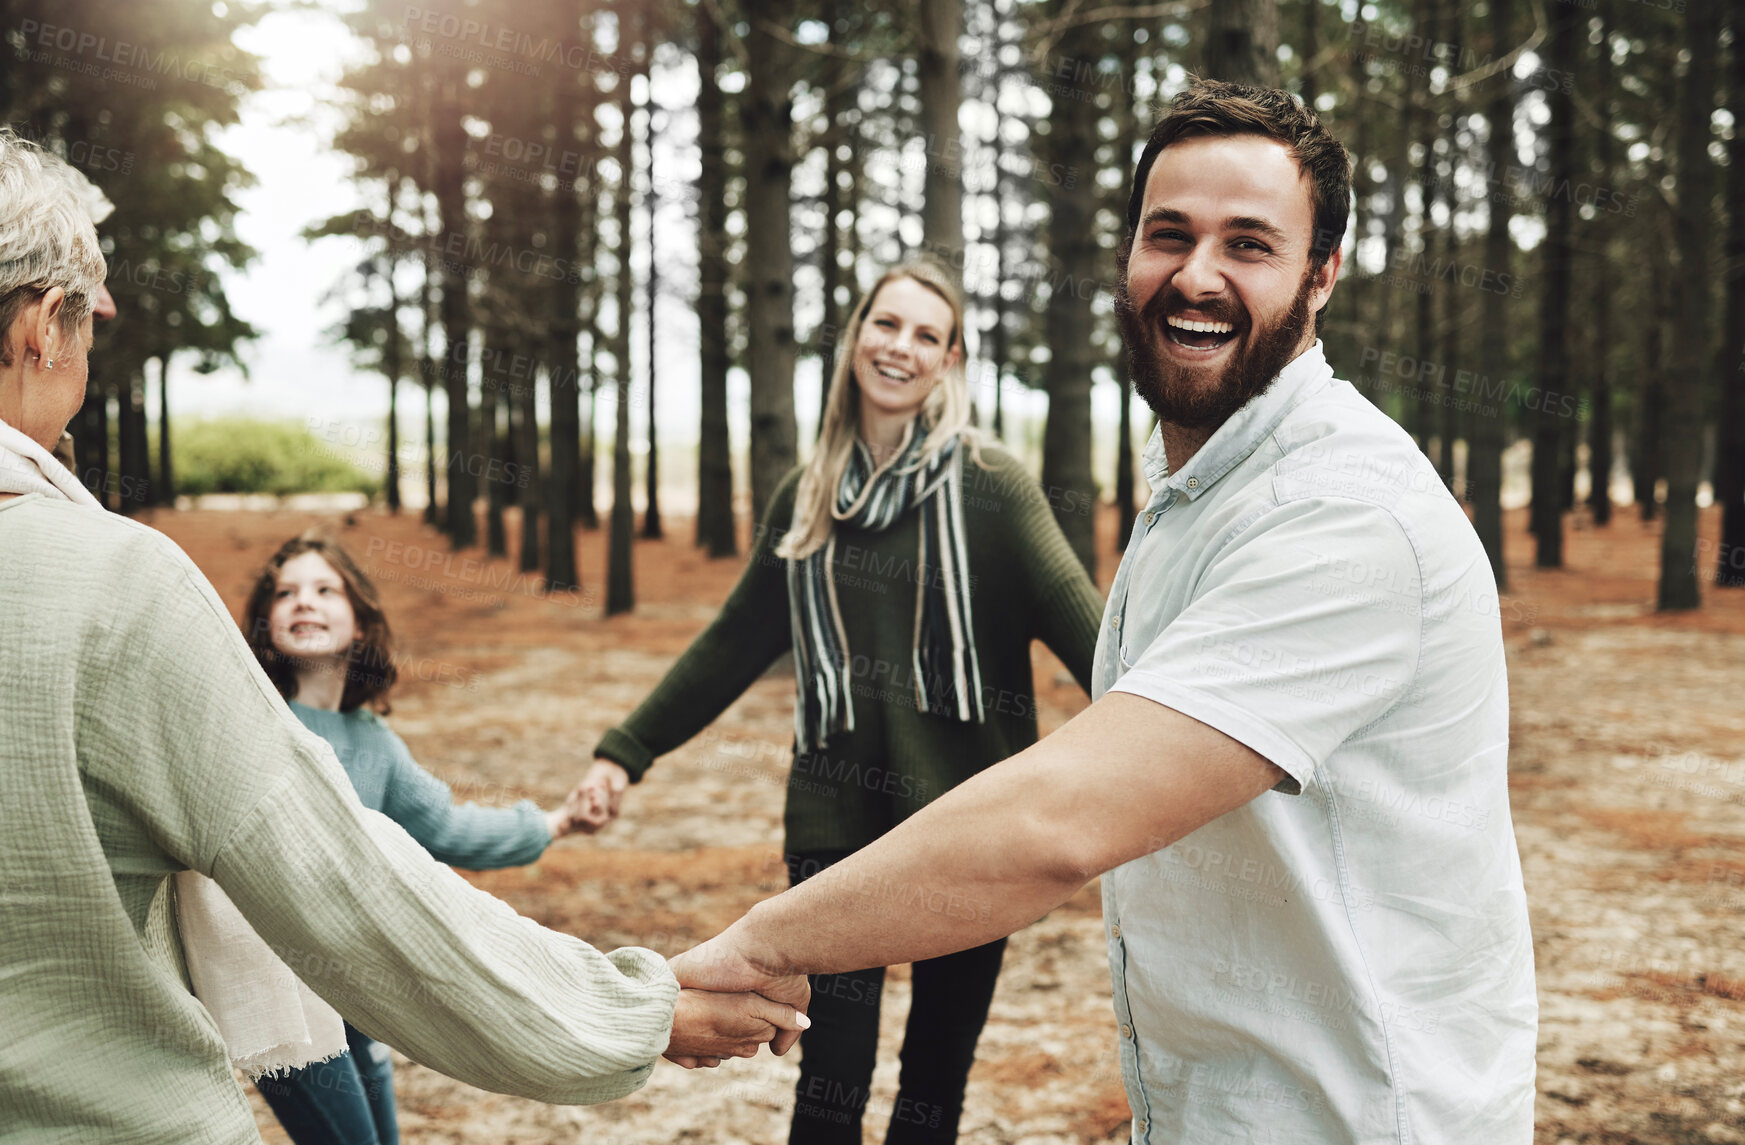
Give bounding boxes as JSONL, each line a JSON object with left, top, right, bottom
{"left": 1110, "top": 497, "right": 1423, "bottom": 793}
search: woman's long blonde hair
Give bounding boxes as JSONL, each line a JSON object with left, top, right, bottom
{"left": 777, "top": 259, "right": 984, "bottom": 561}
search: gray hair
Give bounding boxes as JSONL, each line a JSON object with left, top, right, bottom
{"left": 0, "top": 127, "right": 111, "bottom": 366}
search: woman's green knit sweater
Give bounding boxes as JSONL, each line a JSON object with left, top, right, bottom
{"left": 594, "top": 442, "right": 1105, "bottom": 854}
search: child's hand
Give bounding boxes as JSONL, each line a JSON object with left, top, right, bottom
{"left": 545, "top": 805, "right": 576, "bottom": 840}
{"left": 567, "top": 759, "right": 630, "bottom": 834}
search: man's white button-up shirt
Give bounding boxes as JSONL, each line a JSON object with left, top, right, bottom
{"left": 1094, "top": 341, "right": 1536, "bottom": 1144}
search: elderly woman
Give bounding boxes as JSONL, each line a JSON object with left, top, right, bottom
{"left": 0, "top": 128, "right": 807, "bottom": 1142}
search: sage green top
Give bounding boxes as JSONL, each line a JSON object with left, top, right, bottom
{"left": 594, "top": 443, "right": 1105, "bottom": 854}
{"left": 0, "top": 494, "right": 679, "bottom": 1144}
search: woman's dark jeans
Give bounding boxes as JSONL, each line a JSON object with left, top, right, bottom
{"left": 254, "top": 1021, "right": 398, "bottom": 1145}
{"left": 786, "top": 849, "right": 1007, "bottom": 1145}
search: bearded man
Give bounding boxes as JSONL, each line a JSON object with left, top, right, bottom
{"left": 674, "top": 80, "right": 1537, "bottom": 1144}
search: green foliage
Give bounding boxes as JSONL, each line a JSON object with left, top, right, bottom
{"left": 171, "top": 418, "right": 379, "bottom": 498}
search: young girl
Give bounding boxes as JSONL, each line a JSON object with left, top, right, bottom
{"left": 241, "top": 532, "right": 578, "bottom": 1145}
{"left": 573, "top": 259, "right": 1105, "bottom": 1144}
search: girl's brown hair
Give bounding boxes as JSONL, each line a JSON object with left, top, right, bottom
{"left": 244, "top": 530, "right": 397, "bottom": 714}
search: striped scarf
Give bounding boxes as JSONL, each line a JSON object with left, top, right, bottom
{"left": 786, "top": 423, "right": 985, "bottom": 754}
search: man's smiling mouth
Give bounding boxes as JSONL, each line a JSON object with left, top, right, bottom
{"left": 1164, "top": 314, "right": 1237, "bottom": 351}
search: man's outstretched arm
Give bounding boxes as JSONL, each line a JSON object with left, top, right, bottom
{"left": 673, "top": 691, "right": 1285, "bottom": 993}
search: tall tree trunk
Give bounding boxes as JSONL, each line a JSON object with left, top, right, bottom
{"left": 694, "top": 1, "right": 736, "bottom": 558}
{"left": 642, "top": 111, "right": 663, "bottom": 541}
{"left": 1409, "top": 0, "right": 1442, "bottom": 443}
{"left": 743, "top": 0, "right": 800, "bottom": 524}
{"left": 1435, "top": 44, "right": 1463, "bottom": 490}
{"left": 1299, "top": 0, "right": 1320, "bottom": 106}
{"left": 1039, "top": 10, "right": 1099, "bottom": 574}
{"left": 434, "top": 54, "right": 475, "bottom": 548}
{"left": 518, "top": 346, "right": 541, "bottom": 573}
{"left": 1715, "top": 0, "right": 1745, "bottom": 585}
{"left": 1205, "top": 0, "right": 1281, "bottom": 86}
{"left": 484, "top": 330, "right": 511, "bottom": 559}
{"left": 918, "top": 0, "right": 963, "bottom": 258}
{"left": 1531, "top": 2, "right": 1576, "bottom": 568}
{"left": 1472, "top": 0, "right": 1513, "bottom": 589}
{"left": 156, "top": 356, "right": 174, "bottom": 505}
{"left": 544, "top": 0, "right": 585, "bottom": 592}
{"left": 579, "top": 196, "right": 602, "bottom": 532}
{"left": 385, "top": 272, "right": 403, "bottom": 515}
{"left": 1373, "top": 0, "right": 1423, "bottom": 396}
{"left": 606, "top": 16, "right": 642, "bottom": 617}
{"left": 77, "top": 374, "right": 109, "bottom": 508}
{"left": 117, "top": 362, "right": 149, "bottom": 514}
{"left": 1587, "top": 0, "right": 1616, "bottom": 527}
{"left": 420, "top": 253, "right": 440, "bottom": 526}
{"left": 1660, "top": 0, "right": 1720, "bottom": 609}
{"left": 1636, "top": 232, "right": 1670, "bottom": 522}
{"left": 988, "top": 52, "right": 1009, "bottom": 439}
{"left": 1115, "top": 344, "right": 1136, "bottom": 550}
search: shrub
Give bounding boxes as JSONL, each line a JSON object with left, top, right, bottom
{"left": 172, "top": 418, "right": 380, "bottom": 499}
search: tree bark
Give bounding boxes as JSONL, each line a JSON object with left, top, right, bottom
{"left": 420, "top": 250, "right": 440, "bottom": 527}
{"left": 76, "top": 374, "right": 109, "bottom": 508}
{"left": 918, "top": 0, "right": 963, "bottom": 259}
{"left": 642, "top": 103, "right": 663, "bottom": 541}
{"left": 1472, "top": 0, "right": 1513, "bottom": 590}
{"left": 1586, "top": 0, "right": 1615, "bottom": 527}
{"left": 156, "top": 355, "right": 174, "bottom": 505}
{"left": 743, "top": 0, "right": 800, "bottom": 525}
{"left": 606, "top": 13, "right": 641, "bottom": 617}
{"left": 1659, "top": 0, "right": 1721, "bottom": 609}
{"left": 517, "top": 340, "right": 541, "bottom": 573}
{"left": 1039, "top": 9, "right": 1099, "bottom": 574}
{"left": 1205, "top": 0, "right": 1281, "bottom": 87}
{"left": 544, "top": 0, "right": 585, "bottom": 592}
{"left": 434, "top": 52, "right": 475, "bottom": 548}
{"left": 1715, "top": 0, "right": 1745, "bottom": 584}
{"left": 1530, "top": 2, "right": 1576, "bottom": 568}
{"left": 116, "top": 361, "right": 150, "bottom": 514}
{"left": 385, "top": 268, "right": 402, "bottom": 515}
{"left": 484, "top": 328, "right": 511, "bottom": 560}
{"left": 1635, "top": 230, "right": 1670, "bottom": 523}
{"left": 694, "top": 1, "right": 736, "bottom": 558}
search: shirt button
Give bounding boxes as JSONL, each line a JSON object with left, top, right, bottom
{"left": 1120, "top": 1023, "right": 1134, "bottom": 1039}
{"left": 1143, "top": 511, "right": 1155, "bottom": 525}
{"left": 1186, "top": 477, "right": 1199, "bottom": 490}
{"left": 1111, "top": 616, "right": 1121, "bottom": 630}
{"left": 1110, "top": 924, "right": 1122, "bottom": 939}
{"left": 1139, "top": 1119, "right": 1149, "bottom": 1133}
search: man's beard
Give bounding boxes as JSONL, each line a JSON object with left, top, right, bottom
{"left": 1116, "top": 266, "right": 1318, "bottom": 431}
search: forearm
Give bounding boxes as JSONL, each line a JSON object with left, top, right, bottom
{"left": 219, "top": 764, "right": 678, "bottom": 1103}
{"left": 728, "top": 753, "right": 1090, "bottom": 975}
{"left": 706, "top": 692, "right": 1284, "bottom": 978}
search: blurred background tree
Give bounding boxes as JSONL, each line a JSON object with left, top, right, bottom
{"left": 7, "top": 0, "right": 1742, "bottom": 613}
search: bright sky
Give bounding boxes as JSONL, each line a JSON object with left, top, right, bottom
{"left": 197, "top": 2, "right": 380, "bottom": 425}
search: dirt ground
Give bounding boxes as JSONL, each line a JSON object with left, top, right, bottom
{"left": 141, "top": 497, "right": 1745, "bottom": 1144}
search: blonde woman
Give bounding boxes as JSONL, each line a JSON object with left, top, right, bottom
{"left": 573, "top": 259, "right": 1104, "bottom": 1143}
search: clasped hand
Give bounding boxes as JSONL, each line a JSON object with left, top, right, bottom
{"left": 663, "top": 929, "right": 810, "bottom": 1069}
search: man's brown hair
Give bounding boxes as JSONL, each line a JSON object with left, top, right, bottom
{"left": 1125, "top": 78, "right": 1353, "bottom": 271}
{"left": 244, "top": 530, "right": 397, "bottom": 714}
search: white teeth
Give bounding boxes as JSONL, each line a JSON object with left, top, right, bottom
{"left": 1167, "top": 316, "right": 1234, "bottom": 334}
{"left": 875, "top": 364, "right": 912, "bottom": 381}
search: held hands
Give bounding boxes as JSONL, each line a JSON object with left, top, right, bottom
{"left": 662, "top": 988, "right": 811, "bottom": 1069}
{"left": 668, "top": 926, "right": 812, "bottom": 1064}
{"left": 563, "top": 758, "right": 631, "bottom": 835}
